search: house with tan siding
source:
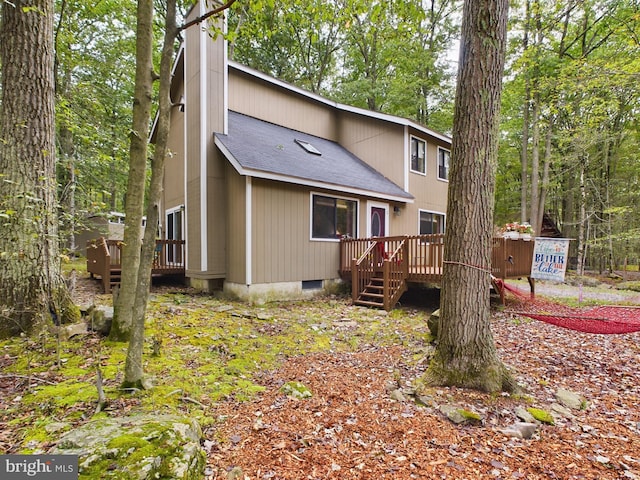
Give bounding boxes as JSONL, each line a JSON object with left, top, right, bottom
{"left": 160, "top": 6, "right": 451, "bottom": 302}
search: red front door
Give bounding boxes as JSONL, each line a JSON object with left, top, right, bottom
{"left": 371, "top": 207, "right": 386, "bottom": 237}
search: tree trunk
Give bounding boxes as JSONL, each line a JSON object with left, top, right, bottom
{"left": 422, "top": 0, "right": 515, "bottom": 393}
{"left": 519, "top": 0, "right": 531, "bottom": 224}
{"left": 576, "top": 160, "right": 587, "bottom": 276}
{"left": 529, "top": 90, "right": 540, "bottom": 229}
{"left": 535, "top": 122, "right": 552, "bottom": 235}
{"left": 0, "top": 0, "right": 79, "bottom": 337}
{"left": 110, "top": 0, "right": 155, "bottom": 342}
{"left": 124, "top": 0, "right": 178, "bottom": 389}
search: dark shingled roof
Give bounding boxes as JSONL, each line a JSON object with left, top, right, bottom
{"left": 215, "top": 111, "right": 413, "bottom": 202}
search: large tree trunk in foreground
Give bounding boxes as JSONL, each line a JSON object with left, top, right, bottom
{"left": 422, "top": 0, "right": 516, "bottom": 393}
{"left": 0, "top": 0, "right": 79, "bottom": 337}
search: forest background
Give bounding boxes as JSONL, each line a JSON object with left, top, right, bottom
{"left": 46, "top": 0, "right": 640, "bottom": 273}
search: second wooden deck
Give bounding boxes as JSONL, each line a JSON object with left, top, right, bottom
{"left": 86, "top": 237, "right": 185, "bottom": 293}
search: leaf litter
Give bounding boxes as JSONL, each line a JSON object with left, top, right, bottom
{"left": 0, "top": 274, "right": 638, "bottom": 480}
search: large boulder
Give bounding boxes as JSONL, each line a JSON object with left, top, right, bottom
{"left": 50, "top": 414, "right": 205, "bottom": 479}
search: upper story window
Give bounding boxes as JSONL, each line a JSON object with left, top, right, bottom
{"left": 438, "top": 147, "right": 450, "bottom": 181}
{"left": 311, "top": 194, "right": 358, "bottom": 240}
{"left": 410, "top": 137, "right": 426, "bottom": 175}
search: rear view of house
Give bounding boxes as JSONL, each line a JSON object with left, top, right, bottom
{"left": 160, "top": 4, "right": 451, "bottom": 302}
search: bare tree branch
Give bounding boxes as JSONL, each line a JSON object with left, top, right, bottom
{"left": 179, "top": 0, "right": 238, "bottom": 32}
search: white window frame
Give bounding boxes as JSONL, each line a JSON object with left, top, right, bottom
{"left": 309, "top": 192, "right": 359, "bottom": 242}
{"left": 437, "top": 146, "right": 450, "bottom": 182}
{"left": 410, "top": 136, "right": 427, "bottom": 176}
{"left": 164, "top": 205, "right": 185, "bottom": 266}
{"left": 418, "top": 209, "right": 446, "bottom": 236}
{"left": 366, "top": 201, "right": 389, "bottom": 238}
{"left": 165, "top": 205, "right": 184, "bottom": 241}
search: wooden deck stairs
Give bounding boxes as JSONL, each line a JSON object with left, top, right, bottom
{"left": 343, "top": 234, "right": 536, "bottom": 311}
{"left": 351, "top": 239, "right": 408, "bottom": 310}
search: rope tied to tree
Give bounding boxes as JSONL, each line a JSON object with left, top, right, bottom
{"left": 443, "top": 260, "right": 493, "bottom": 275}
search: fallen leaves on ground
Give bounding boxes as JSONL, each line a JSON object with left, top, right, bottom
{"left": 207, "top": 311, "right": 640, "bottom": 480}
{"left": 2, "top": 274, "right": 640, "bottom": 480}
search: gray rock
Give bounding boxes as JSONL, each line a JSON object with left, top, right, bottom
{"left": 515, "top": 406, "right": 536, "bottom": 423}
{"left": 414, "top": 394, "right": 436, "bottom": 408}
{"left": 50, "top": 414, "right": 205, "bottom": 479}
{"left": 86, "top": 305, "right": 114, "bottom": 335}
{"left": 44, "top": 422, "right": 70, "bottom": 434}
{"left": 439, "top": 404, "right": 482, "bottom": 425}
{"left": 501, "top": 422, "right": 538, "bottom": 439}
{"left": 555, "top": 388, "right": 586, "bottom": 410}
{"left": 227, "top": 466, "right": 244, "bottom": 479}
{"left": 390, "top": 389, "right": 406, "bottom": 402}
{"left": 62, "top": 322, "right": 88, "bottom": 339}
{"left": 280, "top": 381, "right": 312, "bottom": 399}
{"left": 215, "top": 305, "right": 234, "bottom": 312}
{"left": 551, "top": 402, "right": 575, "bottom": 418}
{"left": 427, "top": 309, "right": 440, "bottom": 338}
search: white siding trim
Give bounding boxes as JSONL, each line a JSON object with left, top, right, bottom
{"left": 245, "top": 176, "right": 252, "bottom": 285}
{"left": 222, "top": 15, "right": 229, "bottom": 135}
{"left": 403, "top": 126, "right": 409, "bottom": 191}
{"left": 183, "top": 35, "right": 189, "bottom": 270}
{"left": 199, "top": 0, "right": 208, "bottom": 271}
{"left": 366, "top": 201, "right": 389, "bottom": 237}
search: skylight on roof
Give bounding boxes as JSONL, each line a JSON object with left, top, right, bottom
{"left": 295, "top": 139, "right": 322, "bottom": 156}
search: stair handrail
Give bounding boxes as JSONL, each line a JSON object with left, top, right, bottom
{"left": 382, "top": 239, "right": 408, "bottom": 310}
{"left": 351, "top": 240, "right": 379, "bottom": 305}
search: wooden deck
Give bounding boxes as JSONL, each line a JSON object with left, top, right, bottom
{"left": 86, "top": 237, "right": 185, "bottom": 293}
{"left": 340, "top": 234, "right": 535, "bottom": 310}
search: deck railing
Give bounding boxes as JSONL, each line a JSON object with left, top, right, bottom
{"left": 342, "top": 234, "right": 536, "bottom": 309}
{"left": 382, "top": 240, "right": 409, "bottom": 310}
{"left": 341, "top": 234, "right": 446, "bottom": 282}
{"left": 86, "top": 238, "right": 185, "bottom": 293}
{"left": 350, "top": 237, "right": 409, "bottom": 310}
{"left": 342, "top": 234, "right": 534, "bottom": 279}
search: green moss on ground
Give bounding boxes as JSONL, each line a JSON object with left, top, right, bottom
{"left": 3, "top": 292, "right": 431, "bottom": 454}
{"left": 527, "top": 407, "right": 555, "bottom": 424}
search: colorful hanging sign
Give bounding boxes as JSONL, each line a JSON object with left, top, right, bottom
{"left": 531, "top": 237, "right": 571, "bottom": 282}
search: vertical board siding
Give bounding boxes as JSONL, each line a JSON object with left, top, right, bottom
{"left": 229, "top": 69, "right": 338, "bottom": 142}
{"left": 251, "top": 180, "right": 340, "bottom": 284}
{"left": 185, "top": 180, "right": 201, "bottom": 272}
{"left": 164, "top": 85, "right": 185, "bottom": 209}
{"left": 337, "top": 112, "right": 406, "bottom": 189}
{"left": 206, "top": 175, "right": 227, "bottom": 275}
{"left": 225, "top": 164, "right": 246, "bottom": 284}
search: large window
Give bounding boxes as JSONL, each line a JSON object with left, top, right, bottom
{"left": 438, "top": 147, "right": 450, "bottom": 181}
{"left": 419, "top": 211, "right": 445, "bottom": 235}
{"left": 312, "top": 194, "right": 357, "bottom": 240}
{"left": 411, "top": 137, "right": 426, "bottom": 175}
